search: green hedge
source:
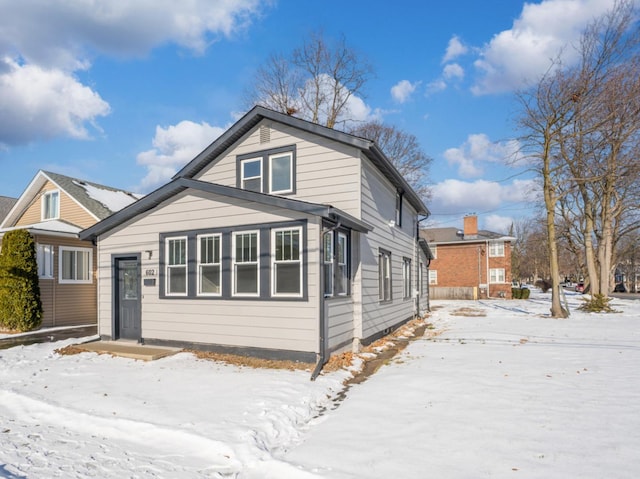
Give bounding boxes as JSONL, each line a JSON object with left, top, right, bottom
{"left": 511, "top": 287, "right": 530, "bottom": 300}
{"left": 0, "top": 229, "right": 42, "bottom": 331}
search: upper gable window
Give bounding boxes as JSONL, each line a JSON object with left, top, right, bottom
{"left": 269, "top": 152, "right": 293, "bottom": 194}
{"left": 237, "top": 146, "right": 296, "bottom": 195}
{"left": 42, "top": 190, "right": 59, "bottom": 220}
{"left": 241, "top": 158, "right": 263, "bottom": 192}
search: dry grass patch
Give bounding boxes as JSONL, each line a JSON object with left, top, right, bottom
{"left": 56, "top": 345, "right": 90, "bottom": 356}
{"left": 190, "top": 350, "right": 314, "bottom": 371}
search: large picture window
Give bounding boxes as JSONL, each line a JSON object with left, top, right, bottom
{"left": 233, "top": 231, "right": 259, "bottom": 296}
{"left": 272, "top": 227, "right": 301, "bottom": 296}
{"left": 166, "top": 237, "right": 187, "bottom": 295}
{"left": 198, "top": 234, "right": 221, "bottom": 295}
{"left": 59, "top": 246, "right": 92, "bottom": 284}
{"left": 42, "top": 190, "right": 59, "bottom": 220}
{"left": 379, "top": 249, "right": 392, "bottom": 302}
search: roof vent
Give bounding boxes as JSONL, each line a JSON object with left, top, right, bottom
{"left": 259, "top": 125, "right": 270, "bottom": 144}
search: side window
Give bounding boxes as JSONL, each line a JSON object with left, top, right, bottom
{"left": 241, "top": 158, "right": 262, "bottom": 192}
{"left": 37, "top": 244, "right": 54, "bottom": 279}
{"left": 490, "top": 268, "right": 506, "bottom": 283}
{"left": 42, "top": 190, "right": 59, "bottom": 220}
{"left": 59, "top": 246, "right": 92, "bottom": 284}
{"left": 197, "top": 234, "right": 221, "bottom": 296}
{"left": 403, "top": 257, "right": 412, "bottom": 299}
{"left": 429, "top": 270, "right": 437, "bottom": 285}
{"left": 379, "top": 249, "right": 392, "bottom": 302}
{"left": 272, "top": 227, "right": 302, "bottom": 296}
{"left": 269, "top": 152, "right": 293, "bottom": 194}
{"left": 489, "top": 242, "right": 505, "bottom": 257}
{"left": 165, "top": 237, "right": 187, "bottom": 295}
{"left": 233, "top": 231, "right": 259, "bottom": 296}
{"left": 323, "top": 231, "right": 334, "bottom": 297}
{"left": 336, "top": 232, "right": 348, "bottom": 295}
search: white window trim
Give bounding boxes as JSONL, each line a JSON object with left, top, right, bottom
{"left": 58, "top": 246, "right": 92, "bottom": 284}
{"left": 37, "top": 243, "right": 54, "bottom": 279}
{"left": 271, "top": 226, "right": 302, "bottom": 297}
{"left": 240, "top": 158, "right": 263, "bottom": 192}
{"left": 268, "top": 152, "right": 294, "bottom": 194}
{"left": 41, "top": 189, "right": 60, "bottom": 221}
{"left": 233, "top": 230, "right": 260, "bottom": 297}
{"left": 403, "top": 257, "right": 412, "bottom": 299}
{"left": 379, "top": 250, "right": 392, "bottom": 302}
{"left": 336, "top": 232, "right": 348, "bottom": 296}
{"left": 197, "top": 233, "right": 222, "bottom": 297}
{"left": 489, "top": 268, "right": 506, "bottom": 284}
{"left": 489, "top": 242, "right": 505, "bottom": 257}
{"left": 165, "top": 236, "right": 188, "bottom": 296}
{"left": 323, "top": 231, "right": 334, "bottom": 297}
{"left": 429, "top": 269, "right": 438, "bottom": 285}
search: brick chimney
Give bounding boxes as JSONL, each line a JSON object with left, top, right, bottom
{"left": 463, "top": 214, "right": 478, "bottom": 239}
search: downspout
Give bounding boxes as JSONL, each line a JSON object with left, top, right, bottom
{"left": 486, "top": 239, "right": 491, "bottom": 298}
{"left": 310, "top": 220, "right": 341, "bottom": 381}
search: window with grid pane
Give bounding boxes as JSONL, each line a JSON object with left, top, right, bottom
{"left": 198, "top": 234, "right": 221, "bottom": 295}
{"left": 166, "top": 237, "right": 187, "bottom": 295}
{"left": 234, "top": 231, "right": 259, "bottom": 295}
{"left": 273, "top": 228, "right": 301, "bottom": 295}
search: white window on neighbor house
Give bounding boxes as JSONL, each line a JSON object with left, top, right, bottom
{"left": 233, "top": 231, "right": 259, "bottom": 296}
{"left": 403, "top": 257, "right": 412, "bottom": 299}
{"left": 240, "top": 158, "right": 263, "bottom": 192}
{"left": 59, "top": 246, "right": 92, "bottom": 284}
{"left": 166, "top": 237, "right": 187, "bottom": 295}
{"left": 37, "top": 244, "right": 54, "bottom": 279}
{"left": 197, "top": 234, "right": 221, "bottom": 296}
{"left": 489, "top": 241, "right": 505, "bottom": 257}
{"left": 42, "top": 190, "right": 59, "bottom": 220}
{"left": 272, "top": 227, "right": 302, "bottom": 296}
{"left": 269, "top": 152, "right": 293, "bottom": 194}
{"left": 429, "top": 270, "right": 438, "bottom": 285}
{"left": 490, "top": 268, "right": 506, "bottom": 283}
{"left": 379, "top": 249, "right": 392, "bottom": 302}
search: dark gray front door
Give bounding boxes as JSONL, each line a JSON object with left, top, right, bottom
{"left": 116, "top": 258, "right": 141, "bottom": 340}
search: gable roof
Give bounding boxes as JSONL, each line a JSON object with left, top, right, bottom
{"left": 1, "top": 170, "right": 140, "bottom": 229}
{"left": 421, "top": 227, "right": 515, "bottom": 244}
{"left": 0, "top": 196, "right": 17, "bottom": 223}
{"left": 80, "top": 177, "right": 373, "bottom": 241}
{"left": 174, "top": 106, "right": 429, "bottom": 216}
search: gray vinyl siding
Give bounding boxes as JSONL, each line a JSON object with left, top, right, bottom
{"left": 326, "top": 297, "right": 354, "bottom": 351}
{"left": 195, "top": 120, "right": 362, "bottom": 218}
{"left": 359, "top": 156, "right": 418, "bottom": 340}
{"left": 95, "top": 190, "right": 321, "bottom": 354}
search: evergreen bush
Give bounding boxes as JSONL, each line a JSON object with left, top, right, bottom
{"left": 512, "top": 288, "right": 522, "bottom": 299}
{"left": 0, "top": 229, "right": 43, "bottom": 331}
{"left": 578, "top": 294, "right": 616, "bottom": 313}
{"left": 520, "top": 287, "right": 531, "bottom": 299}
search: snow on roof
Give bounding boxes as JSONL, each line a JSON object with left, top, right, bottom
{"left": 0, "top": 220, "right": 82, "bottom": 235}
{"left": 74, "top": 181, "right": 138, "bottom": 213}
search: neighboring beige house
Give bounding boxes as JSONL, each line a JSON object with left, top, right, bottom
{"left": 0, "top": 171, "right": 139, "bottom": 328}
{"left": 81, "top": 106, "right": 431, "bottom": 369}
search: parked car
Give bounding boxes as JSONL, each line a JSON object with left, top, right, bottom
{"left": 613, "top": 282, "right": 627, "bottom": 293}
{"left": 575, "top": 282, "right": 585, "bottom": 293}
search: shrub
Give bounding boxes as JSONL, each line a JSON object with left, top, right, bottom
{"left": 578, "top": 293, "right": 617, "bottom": 313}
{"left": 0, "top": 229, "right": 42, "bottom": 331}
{"left": 512, "top": 288, "right": 522, "bottom": 299}
{"left": 535, "top": 279, "right": 552, "bottom": 293}
{"left": 520, "top": 287, "right": 531, "bottom": 299}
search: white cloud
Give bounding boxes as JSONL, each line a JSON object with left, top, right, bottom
{"left": 425, "top": 79, "right": 447, "bottom": 95}
{"left": 444, "top": 134, "right": 522, "bottom": 178}
{"left": 391, "top": 80, "right": 419, "bottom": 103}
{"left": 0, "top": 57, "right": 110, "bottom": 147}
{"left": 136, "top": 120, "right": 226, "bottom": 191}
{"left": 472, "top": 0, "right": 615, "bottom": 94}
{"left": 443, "top": 63, "right": 464, "bottom": 80}
{"left": 484, "top": 214, "right": 516, "bottom": 234}
{"left": 0, "top": 0, "right": 265, "bottom": 146}
{"left": 428, "top": 178, "right": 539, "bottom": 217}
{"left": 443, "top": 35, "right": 468, "bottom": 63}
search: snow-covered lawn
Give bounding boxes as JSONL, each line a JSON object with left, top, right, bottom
{"left": 1, "top": 291, "right": 639, "bottom": 478}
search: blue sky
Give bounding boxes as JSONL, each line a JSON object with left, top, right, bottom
{"left": 0, "top": 0, "right": 618, "bottom": 232}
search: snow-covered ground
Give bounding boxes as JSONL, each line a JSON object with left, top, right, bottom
{"left": 1, "top": 290, "right": 639, "bottom": 478}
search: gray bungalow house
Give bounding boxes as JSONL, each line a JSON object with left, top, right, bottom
{"left": 80, "top": 107, "right": 431, "bottom": 370}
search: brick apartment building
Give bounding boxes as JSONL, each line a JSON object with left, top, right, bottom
{"left": 420, "top": 215, "right": 515, "bottom": 299}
